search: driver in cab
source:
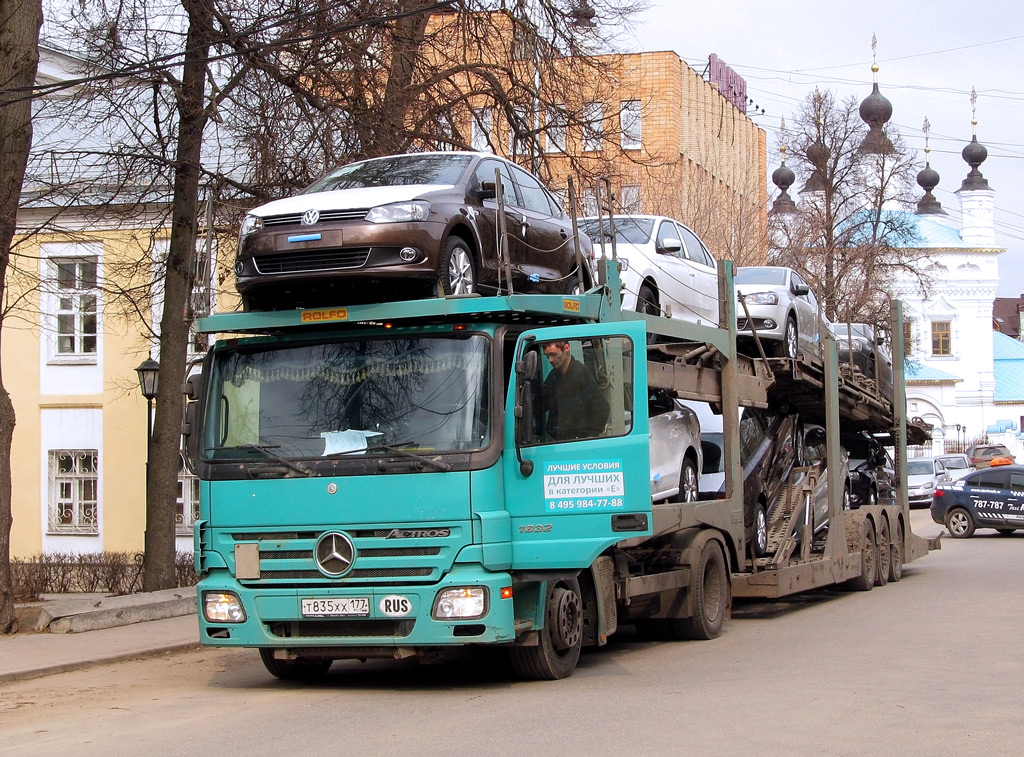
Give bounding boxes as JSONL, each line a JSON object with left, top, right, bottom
{"left": 541, "top": 341, "right": 609, "bottom": 441}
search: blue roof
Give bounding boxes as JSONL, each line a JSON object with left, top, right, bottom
{"left": 905, "top": 362, "right": 960, "bottom": 382}
{"left": 840, "top": 209, "right": 973, "bottom": 250}
{"left": 993, "top": 331, "right": 1024, "bottom": 402}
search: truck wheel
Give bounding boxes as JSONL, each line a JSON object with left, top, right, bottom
{"left": 945, "top": 507, "right": 975, "bottom": 538}
{"left": 439, "top": 237, "right": 476, "bottom": 295}
{"left": 889, "top": 520, "right": 904, "bottom": 582}
{"left": 258, "top": 649, "right": 332, "bottom": 680}
{"left": 676, "top": 541, "right": 728, "bottom": 640}
{"left": 875, "top": 517, "right": 891, "bottom": 587}
{"left": 509, "top": 577, "right": 583, "bottom": 680}
{"left": 844, "top": 519, "right": 877, "bottom": 591}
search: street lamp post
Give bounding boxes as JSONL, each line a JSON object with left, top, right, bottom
{"left": 135, "top": 356, "right": 160, "bottom": 443}
{"left": 955, "top": 423, "right": 961, "bottom": 453}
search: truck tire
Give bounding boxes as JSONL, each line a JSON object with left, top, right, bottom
{"left": 439, "top": 237, "right": 476, "bottom": 295}
{"left": 889, "top": 519, "right": 904, "bottom": 582}
{"left": 844, "top": 519, "right": 877, "bottom": 591}
{"left": 676, "top": 541, "right": 728, "bottom": 640}
{"left": 875, "top": 517, "right": 891, "bottom": 587}
{"left": 258, "top": 649, "right": 332, "bottom": 680}
{"left": 509, "top": 577, "right": 583, "bottom": 680}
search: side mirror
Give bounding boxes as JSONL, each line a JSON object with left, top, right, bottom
{"left": 181, "top": 372, "right": 205, "bottom": 472}
{"left": 515, "top": 350, "right": 539, "bottom": 381}
{"left": 659, "top": 237, "right": 682, "bottom": 254}
{"left": 478, "top": 180, "right": 497, "bottom": 201}
{"left": 513, "top": 350, "right": 539, "bottom": 476}
{"left": 793, "top": 284, "right": 810, "bottom": 296}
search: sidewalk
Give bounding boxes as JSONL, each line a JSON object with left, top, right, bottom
{"left": 1, "top": 588, "right": 201, "bottom": 684}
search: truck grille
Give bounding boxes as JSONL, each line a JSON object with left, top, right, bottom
{"left": 268, "top": 619, "right": 414, "bottom": 638}
{"left": 253, "top": 248, "right": 370, "bottom": 275}
{"left": 262, "top": 209, "right": 369, "bottom": 227}
{"left": 227, "top": 527, "right": 462, "bottom": 587}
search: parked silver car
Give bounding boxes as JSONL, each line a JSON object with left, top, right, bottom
{"left": 734, "top": 266, "right": 825, "bottom": 359}
{"left": 648, "top": 390, "right": 703, "bottom": 502}
{"left": 907, "top": 456, "right": 950, "bottom": 508}
{"left": 579, "top": 215, "right": 720, "bottom": 328}
{"left": 936, "top": 453, "right": 975, "bottom": 481}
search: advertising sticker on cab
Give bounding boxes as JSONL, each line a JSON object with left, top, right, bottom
{"left": 544, "top": 460, "right": 625, "bottom": 511}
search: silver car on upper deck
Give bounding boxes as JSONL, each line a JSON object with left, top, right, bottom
{"left": 734, "top": 266, "right": 826, "bottom": 359}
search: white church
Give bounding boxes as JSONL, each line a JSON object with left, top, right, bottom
{"left": 769, "top": 77, "right": 1024, "bottom": 459}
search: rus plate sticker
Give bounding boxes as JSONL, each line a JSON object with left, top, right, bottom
{"left": 544, "top": 460, "right": 625, "bottom": 511}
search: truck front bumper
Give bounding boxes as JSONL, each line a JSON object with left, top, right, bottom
{"left": 197, "top": 564, "right": 518, "bottom": 654}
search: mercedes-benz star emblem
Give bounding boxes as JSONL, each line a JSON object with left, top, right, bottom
{"left": 301, "top": 208, "right": 320, "bottom": 226}
{"left": 314, "top": 531, "right": 356, "bottom": 577}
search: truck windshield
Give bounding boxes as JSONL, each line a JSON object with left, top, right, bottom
{"left": 202, "top": 334, "right": 490, "bottom": 461}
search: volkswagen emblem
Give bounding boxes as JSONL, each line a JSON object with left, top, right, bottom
{"left": 313, "top": 531, "right": 356, "bottom": 577}
{"left": 301, "top": 208, "right": 320, "bottom": 226}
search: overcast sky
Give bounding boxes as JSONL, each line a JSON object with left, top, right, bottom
{"left": 623, "top": 0, "right": 1024, "bottom": 297}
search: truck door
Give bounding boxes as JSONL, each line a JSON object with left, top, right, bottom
{"left": 504, "top": 320, "right": 653, "bottom": 569}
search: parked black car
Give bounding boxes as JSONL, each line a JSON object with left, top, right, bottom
{"left": 931, "top": 465, "right": 1024, "bottom": 537}
{"left": 235, "top": 151, "right": 594, "bottom": 309}
{"left": 842, "top": 431, "right": 895, "bottom": 508}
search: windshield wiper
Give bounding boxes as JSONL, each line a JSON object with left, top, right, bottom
{"left": 207, "top": 443, "right": 313, "bottom": 477}
{"left": 325, "top": 443, "right": 452, "bottom": 472}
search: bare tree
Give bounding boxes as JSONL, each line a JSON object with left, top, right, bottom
{"left": 29, "top": 0, "right": 649, "bottom": 589}
{"left": 0, "top": 0, "right": 43, "bottom": 632}
{"left": 770, "top": 88, "right": 925, "bottom": 326}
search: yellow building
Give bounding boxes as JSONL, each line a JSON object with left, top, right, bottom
{"left": 7, "top": 49, "right": 203, "bottom": 559}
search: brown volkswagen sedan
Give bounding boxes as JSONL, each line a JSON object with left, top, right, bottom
{"left": 234, "top": 152, "right": 594, "bottom": 309}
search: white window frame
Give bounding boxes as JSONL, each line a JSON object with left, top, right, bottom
{"left": 583, "top": 101, "right": 604, "bottom": 153}
{"left": 47, "top": 449, "right": 99, "bottom": 535}
{"left": 42, "top": 245, "right": 102, "bottom": 365}
{"left": 471, "top": 108, "right": 493, "bottom": 152}
{"left": 176, "top": 455, "right": 200, "bottom": 536}
{"left": 508, "top": 105, "right": 530, "bottom": 160}
{"left": 620, "top": 184, "right": 642, "bottom": 213}
{"left": 545, "top": 106, "right": 566, "bottom": 153}
{"left": 620, "top": 100, "right": 642, "bottom": 150}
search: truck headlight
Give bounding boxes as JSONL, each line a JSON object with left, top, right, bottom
{"left": 433, "top": 587, "right": 487, "bottom": 619}
{"left": 203, "top": 591, "right": 246, "bottom": 623}
{"left": 365, "top": 201, "right": 430, "bottom": 224}
{"left": 240, "top": 214, "right": 263, "bottom": 236}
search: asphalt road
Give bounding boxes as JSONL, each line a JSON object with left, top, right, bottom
{"left": 1, "top": 509, "right": 1020, "bottom": 756}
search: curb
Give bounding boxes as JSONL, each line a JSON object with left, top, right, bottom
{"left": 0, "top": 639, "right": 201, "bottom": 685}
{"left": 16, "top": 587, "right": 198, "bottom": 634}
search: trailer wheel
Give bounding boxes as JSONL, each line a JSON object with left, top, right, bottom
{"left": 889, "top": 520, "right": 904, "bottom": 582}
{"left": 875, "top": 517, "right": 891, "bottom": 587}
{"left": 677, "top": 541, "right": 728, "bottom": 640}
{"left": 945, "top": 507, "right": 975, "bottom": 538}
{"left": 509, "top": 577, "right": 583, "bottom": 680}
{"left": 258, "top": 649, "right": 332, "bottom": 681}
{"left": 845, "top": 519, "right": 877, "bottom": 591}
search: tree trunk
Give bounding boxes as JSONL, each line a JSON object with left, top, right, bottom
{"left": 143, "top": 0, "right": 214, "bottom": 591}
{"left": 0, "top": 0, "right": 43, "bottom": 632}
